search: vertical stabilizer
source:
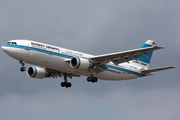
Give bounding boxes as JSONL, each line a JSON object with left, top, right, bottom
{"left": 138, "top": 40, "right": 156, "bottom": 64}
{"left": 132, "top": 40, "right": 156, "bottom": 70}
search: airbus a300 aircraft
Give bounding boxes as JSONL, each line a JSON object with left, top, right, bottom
{"left": 2, "top": 39, "right": 175, "bottom": 88}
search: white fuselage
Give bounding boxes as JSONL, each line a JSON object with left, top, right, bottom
{"left": 2, "top": 40, "right": 146, "bottom": 81}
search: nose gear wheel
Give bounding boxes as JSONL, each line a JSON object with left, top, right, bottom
{"left": 20, "top": 67, "right": 26, "bottom": 72}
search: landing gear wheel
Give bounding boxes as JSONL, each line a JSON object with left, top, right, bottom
{"left": 87, "top": 77, "right": 91, "bottom": 82}
{"left": 87, "top": 77, "right": 98, "bottom": 83}
{"left": 94, "top": 77, "right": 98, "bottom": 82}
{"left": 67, "top": 82, "right": 72, "bottom": 87}
{"left": 20, "top": 67, "right": 26, "bottom": 72}
{"left": 61, "top": 82, "right": 65, "bottom": 87}
{"left": 90, "top": 77, "right": 94, "bottom": 81}
{"left": 61, "top": 82, "right": 72, "bottom": 88}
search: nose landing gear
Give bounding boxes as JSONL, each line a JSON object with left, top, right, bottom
{"left": 19, "top": 60, "right": 26, "bottom": 72}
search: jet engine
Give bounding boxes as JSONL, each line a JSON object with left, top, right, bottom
{"left": 70, "top": 57, "right": 92, "bottom": 70}
{"left": 27, "top": 66, "right": 48, "bottom": 79}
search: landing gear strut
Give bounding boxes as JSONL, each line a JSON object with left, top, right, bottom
{"left": 19, "top": 60, "right": 26, "bottom": 72}
{"left": 60, "top": 73, "right": 72, "bottom": 88}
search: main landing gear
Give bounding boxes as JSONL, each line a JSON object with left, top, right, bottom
{"left": 87, "top": 69, "right": 98, "bottom": 83}
{"left": 61, "top": 82, "right": 72, "bottom": 88}
{"left": 19, "top": 60, "right": 26, "bottom": 72}
{"left": 87, "top": 76, "right": 98, "bottom": 83}
{"left": 60, "top": 73, "right": 72, "bottom": 88}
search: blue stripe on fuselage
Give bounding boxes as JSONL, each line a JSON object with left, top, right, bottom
{"left": 2, "top": 44, "right": 145, "bottom": 77}
{"left": 2, "top": 44, "right": 73, "bottom": 59}
{"left": 105, "top": 65, "right": 145, "bottom": 77}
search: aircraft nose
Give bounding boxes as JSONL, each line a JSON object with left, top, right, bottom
{"left": 2, "top": 45, "right": 5, "bottom": 51}
{"left": 2, "top": 45, "right": 6, "bottom": 51}
{"left": 1, "top": 45, "right": 8, "bottom": 53}
{"left": 2, "top": 44, "right": 15, "bottom": 57}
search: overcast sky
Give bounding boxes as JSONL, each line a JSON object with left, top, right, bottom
{"left": 0, "top": 0, "right": 180, "bottom": 120}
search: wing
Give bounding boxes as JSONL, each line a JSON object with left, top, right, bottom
{"left": 45, "top": 68, "right": 81, "bottom": 79}
{"left": 89, "top": 45, "right": 163, "bottom": 65}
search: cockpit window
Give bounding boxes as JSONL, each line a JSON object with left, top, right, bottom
{"left": 7, "top": 42, "right": 17, "bottom": 45}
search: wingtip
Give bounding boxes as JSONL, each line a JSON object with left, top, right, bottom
{"left": 171, "top": 66, "right": 177, "bottom": 68}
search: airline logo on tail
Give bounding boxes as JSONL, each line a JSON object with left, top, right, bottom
{"left": 152, "top": 42, "right": 156, "bottom": 45}
{"left": 137, "top": 40, "right": 156, "bottom": 65}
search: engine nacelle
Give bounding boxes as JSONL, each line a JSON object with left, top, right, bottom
{"left": 27, "top": 66, "right": 47, "bottom": 79}
{"left": 70, "top": 57, "right": 92, "bottom": 70}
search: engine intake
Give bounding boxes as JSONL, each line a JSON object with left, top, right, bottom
{"left": 70, "top": 57, "right": 92, "bottom": 70}
{"left": 27, "top": 66, "right": 47, "bottom": 79}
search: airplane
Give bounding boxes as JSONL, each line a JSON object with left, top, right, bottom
{"left": 1, "top": 39, "right": 176, "bottom": 88}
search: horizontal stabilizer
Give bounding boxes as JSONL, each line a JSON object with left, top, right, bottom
{"left": 141, "top": 66, "right": 176, "bottom": 74}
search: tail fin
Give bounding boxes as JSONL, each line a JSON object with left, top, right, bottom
{"left": 133, "top": 40, "right": 156, "bottom": 69}
{"left": 138, "top": 40, "right": 156, "bottom": 63}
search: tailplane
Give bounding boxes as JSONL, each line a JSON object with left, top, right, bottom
{"left": 141, "top": 66, "right": 176, "bottom": 75}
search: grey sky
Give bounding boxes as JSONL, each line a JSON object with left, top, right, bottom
{"left": 0, "top": 0, "right": 179, "bottom": 120}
